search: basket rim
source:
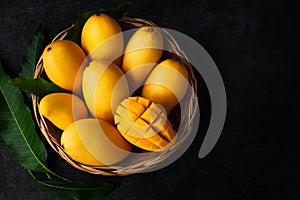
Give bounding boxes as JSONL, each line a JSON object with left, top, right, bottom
{"left": 32, "top": 16, "right": 198, "bottom": 176}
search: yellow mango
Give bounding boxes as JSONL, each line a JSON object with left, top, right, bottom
{"left": 81, "top": 13, "right": 123, "bottom": 65}
{"left": 114, "top": 96, "right": 176, "bottom": 151}
{"left": 82, "top": 60, "right": 129, "bottom": 123}
{"left": 61, "top": 118, "right": 132, "bottom": 166}
{"left": 122, "top": 27, "right": 163, "bottom": 91}
{"left": 142, "top": 59, "right": 188, "bottom": 113}
{"left": 42, "top": 40, "right": 86, "bottom": 95}
{"left": 39, "top": 93, "right": 88, "bottom": 130}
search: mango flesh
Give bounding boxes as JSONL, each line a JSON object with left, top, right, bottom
{"left": 42, "top": 40, "right": 86, "bottom": 95}
{"left": 81, "top": 13, "right": 123, "bottom": 65}
{"left": 142, "top": 59, "right": 188, "bottom": 113}
{"left": 114, "top": 96, "right": 176, "bottom": 151}
{"left": 61, "top": 118, "right": 132, "bottom": 166}
{"left": 122, "top": 27, "right": 163, "bottom": 91}
{"left": 39, "top": 93, "right": 88, "bottom": 130}
{"left": 82, "top": 60, "right": 129, "bottom": 124}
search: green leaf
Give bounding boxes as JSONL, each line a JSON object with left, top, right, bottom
{"left": 18, "top": 26, "right": 45, "bottom": 102}
{"left": 35, "top": 179, "right": 115, "bottom": 200}
{"left": 0, "top": 63, "right": 70, "bottom": 182}
{"left": 8, "top": 77, "right": 66, "bottom": 98}
{"left": 0, "top": 63, "right": 48, "bottom": 172}
{"left": 19, "top": 26, "right": 44, "bottom": 78}
{"left": 64, "top": 1, "right": 135, "bottom": 44}
{"left": 105, "top": 1, "right": 136, "bottom": 19}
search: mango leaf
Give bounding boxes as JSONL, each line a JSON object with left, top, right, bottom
{"left": 64, "top": 1, "right": 135, "bottom": 44}
{"left": 35, "top": 179, "right": 115, "bottom": 200}
{"left": 8, "top": 77, "right": 66, "bottom": 98}
{"left": 0, "top": 63, "right": 48, "bottom": 172}
{"left": 18, "top": 26, "right": 44, "bottom": 102}
{"left": 19, "top": 25, "right": 44, "bottom": 78}
{"left": 105, "top": 1, "right": 135, "bottom": 19}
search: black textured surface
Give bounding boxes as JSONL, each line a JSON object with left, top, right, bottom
{"left": 0, "top": 0, "right": 298, "bottom": 199}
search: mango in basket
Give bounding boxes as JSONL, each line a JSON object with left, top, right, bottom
{"left": 114, "top": 96, "right": 176, "bottom": 151}
{"left": 122, "top": 27, "right": 163, "bottom": 90}
{"left": 81, "top": 13, "right": 123, "bottom": 65}
{"left": 82, "top": 60, "right": 129, "bottom": 124}
{"left": 61, "top": 118, "right": 132, "bottom": 166}
{"left": 142, "top": 59, "right": 188, "bottom": 113}
{"left": 42, "top": 40, "right": 86, "bottom": 95}
{"left": 39, "top": 93, "right": 88, "bottom": 130}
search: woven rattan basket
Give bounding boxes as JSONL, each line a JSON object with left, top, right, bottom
{"left": 32, "top": 16, "right": 198, "bottom": 176}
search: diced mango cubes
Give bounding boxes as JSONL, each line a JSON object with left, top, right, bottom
{"left": 114, "top": 96, "right": 176, "bottom": 151}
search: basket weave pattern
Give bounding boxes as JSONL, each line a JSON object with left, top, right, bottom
{"left": 32, "top": 16, "right": 198, "bottom": 176}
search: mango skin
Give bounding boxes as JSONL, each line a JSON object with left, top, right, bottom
{"left": 142, "top": 59, "right": 188, "bottom": 113}
{"left": 82, "top": 60, "right": 129, "bottom": 124}
{"left": 114, "top": 96, "right": 176, "bottom": 151}
{"left": 39, "top": 93, "right": 88, "bottom": 130}
{"left": 42, "top": 40, "right": 86, "bottom": 95}
{"left": 81, "top": 13, "right": 123, "bottom": 65}
{"left": 122, "top": 27, "right": 163, "bottom": 91}
{"left": 61, "top": 118, "right": 132, "bottom": 166}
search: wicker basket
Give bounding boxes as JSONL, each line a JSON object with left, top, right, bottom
{"left": 32, "top": 16, "right": 198, "bottom": 176}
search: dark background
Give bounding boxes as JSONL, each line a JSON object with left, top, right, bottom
{"left": 0, "top": 0, "right": 298, "bottom": 199}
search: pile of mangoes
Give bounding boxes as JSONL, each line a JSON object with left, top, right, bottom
{"left": 39, "top": 13, "right": 188, "bottom": 166}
